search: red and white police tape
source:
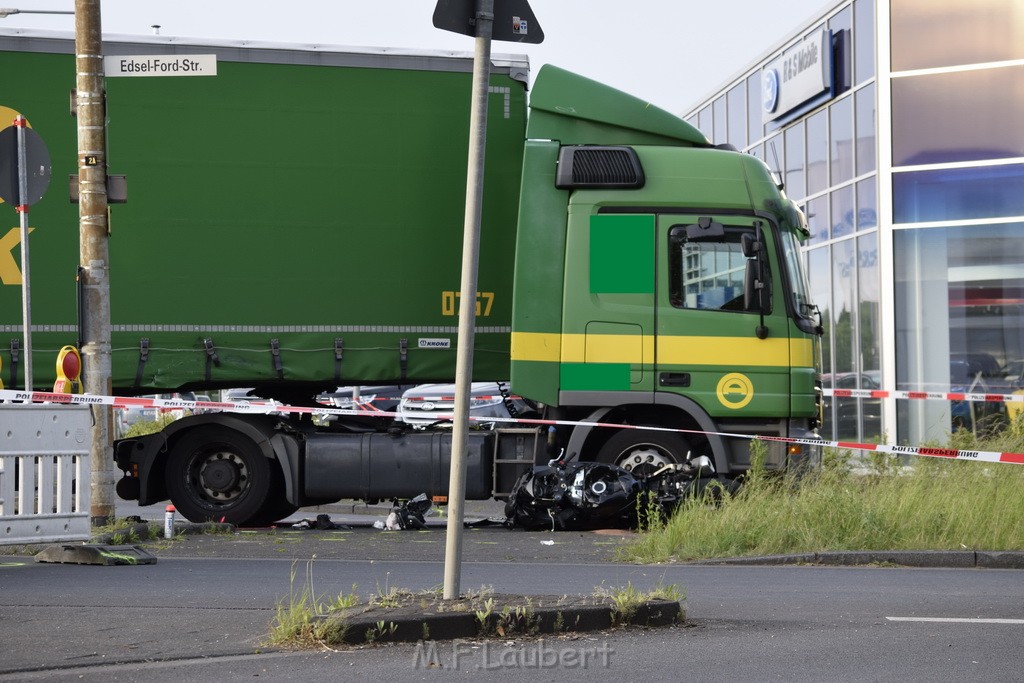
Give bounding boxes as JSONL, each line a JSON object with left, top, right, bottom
{"left": 822, "top": 387, "right": 1024, "bottom": 403}
{"left": 4, "top": 387, "right": 1024, "bottom": 466}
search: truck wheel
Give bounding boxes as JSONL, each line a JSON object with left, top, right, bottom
{"left": 165, "top": 426, "right": 274, "bottom": 526}
{"left": 250, "top": 465, "right": 299, "bottom": 527}
{"left": 596, "top": 429, "right": 690, "bottom": 477}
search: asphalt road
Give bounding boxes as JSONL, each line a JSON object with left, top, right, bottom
{"left": 1, "top": 521, "right": 1023, "bottom": 682}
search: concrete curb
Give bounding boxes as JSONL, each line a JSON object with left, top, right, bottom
{"left": 83, "top": 521, "right": 1024, "bottom": 571}
{"left": 318, "top": 595, "right": 683, "bottom": 645}
{"left": 694, "top": 550, "right": 1024, "bottom": 569}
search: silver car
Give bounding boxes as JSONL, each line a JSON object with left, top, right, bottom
{"left": 396, "top": 382, "right": 527, "bottom": 428}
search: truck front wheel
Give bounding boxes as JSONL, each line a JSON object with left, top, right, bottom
{"left": 596, "top": 429, "right": 690, "bottom": 477}
{"left": 165, "top": 425, "right": 277, "bottom": 526}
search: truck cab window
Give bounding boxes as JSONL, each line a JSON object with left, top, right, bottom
{"left": 668, "top": 226, "right": 763, "bottom": 313}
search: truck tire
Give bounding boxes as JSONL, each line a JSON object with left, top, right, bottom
{"left": 165, "top": 425, "right": 277, "bottom": 527}
{"left": 596, "top": 428, "right": 690, "bottom": 477}
{"left": 252, "top": 465, "right": 299, "bottom": 527}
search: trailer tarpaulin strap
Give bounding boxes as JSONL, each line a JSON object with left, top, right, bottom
{"left": 203, "top": 338, "right": 221, "bottom": 382}
{"left": 399, "top": 338, "right": 408, "bottom": 381}
{"left": 133, "top": 338, "right": 149, "bottom": 389}
{"left": 270, "top": 338, "right": 284, "bottom": 379}
{"left": 8, "top": 339, "right": 18, "bottom": 389}
{"left": 334, "top": 338, "right": 344, "bottom": 383}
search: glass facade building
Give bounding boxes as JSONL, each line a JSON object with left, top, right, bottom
{"left": 684, "top": 0, "right": 1024, "bottom": 444}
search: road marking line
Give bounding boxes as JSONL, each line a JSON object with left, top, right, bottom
{"left": 887, "top": 617, "right": 1024, "bottom": 624}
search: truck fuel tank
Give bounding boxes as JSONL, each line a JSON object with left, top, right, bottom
{"left": 303, "top": 431, "right": 495, "bottom": 501}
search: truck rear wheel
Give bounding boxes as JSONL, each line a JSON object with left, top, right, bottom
{"left": 256, "top": 465, "right": 300, "bottom": 526}
{"left": 165, "top": 425, "right": 278, "bottom": 527}
{"left": 596, "top": 429, "right": 690, "bottom": 477}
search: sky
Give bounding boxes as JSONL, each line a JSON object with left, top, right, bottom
{"left": 1, "top": 0, "right": 832, "bottom": 113}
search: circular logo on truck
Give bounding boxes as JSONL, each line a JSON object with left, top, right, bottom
{"left": 717, "top": 373, "right": 754, "bottom": 409}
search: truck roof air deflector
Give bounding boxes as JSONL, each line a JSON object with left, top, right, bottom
{"left": 555, "top": 146, "right": 645, "bottom": 190}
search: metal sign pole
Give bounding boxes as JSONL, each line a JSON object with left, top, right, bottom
{"left": 15, "top": 115, "right": 32, "bottom": 390}
{"left": 443, "top": 0, "right": 494, "bottom": 601}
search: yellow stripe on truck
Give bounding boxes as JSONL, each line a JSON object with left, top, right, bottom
{"left": 511, "top": 332, "right": 561, "bottom": 362}
{"left": 512, "top": 332, "right": 814, "bottom": 368}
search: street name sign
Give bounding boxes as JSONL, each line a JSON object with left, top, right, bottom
{"left": 103, "top": 54, "right": 217, "bottom": 77}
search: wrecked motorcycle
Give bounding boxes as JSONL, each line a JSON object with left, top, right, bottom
{"left": 503, "top": 453, "right": 720, "bottom": 531}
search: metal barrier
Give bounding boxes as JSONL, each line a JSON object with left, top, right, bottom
{"left": 0, "top": 404, "right": 92, "bottom": 545}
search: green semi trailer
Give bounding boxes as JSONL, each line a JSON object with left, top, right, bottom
{"left": 0, "top": 30, "right": 822, "bottom": 525}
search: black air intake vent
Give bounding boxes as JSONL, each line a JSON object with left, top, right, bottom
{"left": 555, "top": 146, "right": 645, "bottom": 190}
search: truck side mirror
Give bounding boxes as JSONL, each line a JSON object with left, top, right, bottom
{"left": 743, "top": 260, "right": 761, "bottom": 312}
{"left": 743, "top": 226, "right": 770, "bottom": 339}
{"left": 741, "top": 232, "right": 760, "bottom": 258}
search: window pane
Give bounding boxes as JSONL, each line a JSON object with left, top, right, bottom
{"left": 808, "top": 246, "right": 832, "bottom": 377}
{"left": 698, "top": 106, "right": 713, "bottom": 140}
{"left": 785, "top": 121, "right": 806, "bottom": 200}
{"left": 831, "top": 185, "right": 855, "bottom": 239}
{"left": 713, "top": 97, "right": 727, "bottom": 145}
{"left": 669, "top": 226, "right": 754, "bottom": 312}
{"left": 895, "top": 223, "right": 1024, "bottom": 439}
{"left": 892, "top": 67, "right": 1024, "bottom": 166}
{"left": 893, "top": 163, "right": 1024, "bottom": 223}
{"left": 806, "top": 110, "right": 828, "bottom": 195}
{"left": 809, "top": 245, "right": 835, "bottom": 437}
{"left": 891, "top": 0, "right": 1024, "bottom": 72}
{"left": 831, "top": 238, "right": 856, "bottom": 377}
{"left": 854, "top": 0, "right": 875, "bottom": 85}
{"left": 829, "top": 6, "right": 853, "bottom": 95}
{"left": 806, "top": 195, "right": 829, "bottom": 245}
{"left": 858, "top": 231, "right": 880, "bottom": 373}
{"left": 727, "top": 83, "right": 746, "bottom": 149}
{"left": 765, "top": 133, "right": 784, "bottom": 182}
{"left": 858, "top": 231, "right": 881, "bottom": 439}
{"left": 830, "top": 236, "right": 859, "bottom": 441}
{"left": 829, "top": 96, "right": 853, "bottom": 185}
{"left": 829, "top": 6, "right": 852, "bottom": 40}
{"left": 747, "top": 73, "right": 763, "bottom": 146}
{"left": 855, "top": 83, "right": 876, "bottom": 175}
{"left": 856, "top": 178, "right": 877, "bottom": 231}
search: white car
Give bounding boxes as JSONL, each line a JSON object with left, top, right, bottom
{"left": 396, "top": 382, "right": 527, "bottom": 428}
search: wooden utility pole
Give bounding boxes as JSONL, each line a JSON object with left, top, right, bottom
{"left": 75, "top": 0, "right": 114, "bottom": 526}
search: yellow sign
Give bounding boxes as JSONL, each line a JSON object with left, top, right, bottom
{"left": 1, "top": 226, "right": 35, "bottom": 285}
{"left": 717, "top": 372, "right": 754, "bottom": 409}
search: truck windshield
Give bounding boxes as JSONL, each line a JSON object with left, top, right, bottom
{"left": 780, "top": 230, "right": 820, "bottom": 334}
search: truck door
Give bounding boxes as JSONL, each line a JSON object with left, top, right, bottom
{"left": 655, "top": 214, "right": 791, "bottom": 417}
{"left": 559, "top": 213, "right": 655, "bottom": 395}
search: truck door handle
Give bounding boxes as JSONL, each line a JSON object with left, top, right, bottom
{"left": 659, "top": 372, "right": 691, "bottom": 387}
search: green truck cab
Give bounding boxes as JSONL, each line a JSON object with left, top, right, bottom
{"left": 510, "top": 65, "right": 821, "bottom": 479}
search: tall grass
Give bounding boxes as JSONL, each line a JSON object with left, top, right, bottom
{"left": 621, "top": 431, "right": 1024, "bottom": 563}
{"left": 268, "top": 559, "right": 358, "bottom": 647}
